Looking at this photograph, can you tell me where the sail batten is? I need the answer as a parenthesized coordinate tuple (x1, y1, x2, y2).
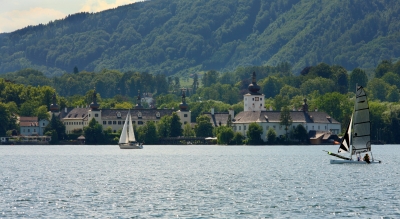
(351, 85, 371, 154)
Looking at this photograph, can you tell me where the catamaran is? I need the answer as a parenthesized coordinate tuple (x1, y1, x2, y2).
(325, 85, 381, 164)
(119, 110, 143, 149)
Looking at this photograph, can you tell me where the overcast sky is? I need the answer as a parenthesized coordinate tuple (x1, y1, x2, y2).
(0, 0, 142, 33)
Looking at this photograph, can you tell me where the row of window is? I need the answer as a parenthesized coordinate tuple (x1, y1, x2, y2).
(233, 125, 330, 131)
(22, 129, 36, 133)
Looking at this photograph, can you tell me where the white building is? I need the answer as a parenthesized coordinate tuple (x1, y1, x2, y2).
(232, 72, 341, 142)
(51, 89, 191, 134)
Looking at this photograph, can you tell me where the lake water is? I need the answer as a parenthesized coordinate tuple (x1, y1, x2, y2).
(0, 145, 399, 218)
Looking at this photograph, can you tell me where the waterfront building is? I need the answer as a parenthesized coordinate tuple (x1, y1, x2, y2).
(232, 72, 341, 142)
(58, 89, 191, 135)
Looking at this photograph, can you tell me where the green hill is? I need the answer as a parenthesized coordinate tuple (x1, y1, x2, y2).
(1, 0, 399, 77)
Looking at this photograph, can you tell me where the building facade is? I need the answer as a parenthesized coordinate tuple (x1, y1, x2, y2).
(232, 72, 341, 142)
(52, 89, 191, 135)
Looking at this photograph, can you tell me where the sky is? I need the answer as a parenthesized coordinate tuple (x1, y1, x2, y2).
(0, 0, 143, 33)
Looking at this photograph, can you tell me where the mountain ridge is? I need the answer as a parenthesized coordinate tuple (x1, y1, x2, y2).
(0, 0, 399, 77)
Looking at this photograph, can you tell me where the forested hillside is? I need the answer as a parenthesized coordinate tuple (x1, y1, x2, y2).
(1, 0, 400, 77)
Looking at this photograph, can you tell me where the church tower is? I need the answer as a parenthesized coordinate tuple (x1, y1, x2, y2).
(135, 90, 144, 109)
(88, 88, 101, 123)
(49, 92, 60, 117)
(176, 88, 191, 128)
(243, 72, 266, 112)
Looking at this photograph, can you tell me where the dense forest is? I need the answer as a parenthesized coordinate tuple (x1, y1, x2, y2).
(1, 0, 400, 77)
(1, 60, 400, 143)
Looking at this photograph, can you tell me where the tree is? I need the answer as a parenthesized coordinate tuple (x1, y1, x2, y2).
(266, 128, 276, 144)
(44, 113, 66, 144)
(349, 68, 368, 90)
(73, 66, 79, 74)
(170, 112, 182, 137)
(246, 122, 263, 145)
(157, 115, 172, 138)
(202, 70, 219, 87)
(36, 105, 50, 121)
(142, 121, 158, 144)
(192, 73, 199, 94)
(293, 124, 308, 144)
(0, 103, 14, 136)
(195, 115, 213, 137)
(367, 78, 390, 101)
(231, 132, 244, 145)
(279, 106, 292, 141)
(83, 118, 105, 144)
(215, 126, 234, 145)
(183, 123, 195, 137)
(375, 60, 392, 78)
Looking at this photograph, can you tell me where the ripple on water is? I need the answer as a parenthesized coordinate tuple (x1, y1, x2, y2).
(0, 145, 399, 218)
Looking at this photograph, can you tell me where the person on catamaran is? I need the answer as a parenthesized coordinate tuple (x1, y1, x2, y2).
(364, 153, 370, 163)
(357, 153, 360, 161)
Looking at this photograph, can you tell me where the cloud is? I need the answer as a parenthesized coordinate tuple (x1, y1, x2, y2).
(0, 7, 65, 33)
(80, 0, 143, 13)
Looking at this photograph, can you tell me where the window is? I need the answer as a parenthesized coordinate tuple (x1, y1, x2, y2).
(255, 97, 259, 101)
(118, 121, 121, 125)
(184, 121, 187, 124)
(138, 121, 143, 125)
(184, 114, 188, 117)
(260, 98, 262, 101)
(103, 121, 106, 125)
(95, 114, 98, 117)
(34, 129, 36, 132)
(244, 125, 246, 130)
(108, 121, 112, 125)
(43, 123, 45, 126)
(113, 130, 116, 133)
(28, 129, 30, 132)
(113, 121, 116, 125)
(239, 126, 241, 130)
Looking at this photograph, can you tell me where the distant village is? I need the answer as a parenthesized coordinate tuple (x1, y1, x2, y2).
(1, 73, 341, 145)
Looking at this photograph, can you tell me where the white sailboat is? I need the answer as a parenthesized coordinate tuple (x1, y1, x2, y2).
(326, 85, 381, 164)
(119, 111, 143, 149)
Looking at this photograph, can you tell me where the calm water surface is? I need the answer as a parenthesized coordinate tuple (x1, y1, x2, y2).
(0, 145, 399, 218)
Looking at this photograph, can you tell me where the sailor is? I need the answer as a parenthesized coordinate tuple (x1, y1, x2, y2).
(363, 153, 370, 163)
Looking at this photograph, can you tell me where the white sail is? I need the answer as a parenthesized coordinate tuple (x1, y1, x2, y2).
(128, 113, 136, 142)
(352, 86, 371, 154)
(119, 112, 129, 144)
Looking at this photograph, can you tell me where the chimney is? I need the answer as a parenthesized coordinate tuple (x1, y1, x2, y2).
(211, 108, 214, 115)
(228, 109, 234, 118)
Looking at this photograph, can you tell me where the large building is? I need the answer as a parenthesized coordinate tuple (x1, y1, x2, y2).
(50, 89, 191, 134)
(231, 72, 341, 142)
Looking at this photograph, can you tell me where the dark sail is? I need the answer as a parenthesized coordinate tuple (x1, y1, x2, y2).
(338, 115, 352, 153)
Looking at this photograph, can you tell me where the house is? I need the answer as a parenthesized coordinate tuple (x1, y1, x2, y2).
(19, 117, 49, 136)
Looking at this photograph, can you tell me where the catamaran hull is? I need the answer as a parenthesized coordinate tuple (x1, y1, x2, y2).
(119, 143, 143, 149)
(330, 159, 381, 164)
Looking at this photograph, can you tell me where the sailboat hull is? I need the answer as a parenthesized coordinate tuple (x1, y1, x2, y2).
(330, 159, 381, 164)
(119, 143, 143, 149)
